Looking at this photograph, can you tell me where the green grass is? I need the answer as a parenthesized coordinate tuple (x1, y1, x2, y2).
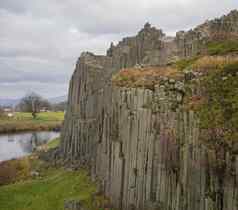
(47, 137, 60, 149)
(175, 57, 199, 71)
(207, 40, 238, 55)
(14, 112, 64, 122)
(0, 112, 64, 134)
(223, 61, 238, 75)
(0, 168, 97, 210)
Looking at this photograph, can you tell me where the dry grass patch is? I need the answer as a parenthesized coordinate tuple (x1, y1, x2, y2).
(0, 158, 31, 185)
(191, 56, 238, 73)
(112, 66, 183, 89)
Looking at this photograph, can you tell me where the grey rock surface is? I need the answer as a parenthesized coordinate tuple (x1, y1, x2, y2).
(60, 10, 238, 210)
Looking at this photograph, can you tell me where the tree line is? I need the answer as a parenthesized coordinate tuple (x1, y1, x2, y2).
(0, 92, 67, 118)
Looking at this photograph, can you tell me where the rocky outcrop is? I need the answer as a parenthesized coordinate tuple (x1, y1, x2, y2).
(94, 84, 237, 210)
(60, 10, 238, 210)
(176, 9, 238, 57)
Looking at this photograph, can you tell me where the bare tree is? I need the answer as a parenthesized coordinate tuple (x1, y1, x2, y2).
(17, 92, 51, 118)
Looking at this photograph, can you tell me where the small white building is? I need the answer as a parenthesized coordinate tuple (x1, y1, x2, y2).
(40, 107, 49, 112)
(7, 113, 14, 117)
(2, 107, 15, 118)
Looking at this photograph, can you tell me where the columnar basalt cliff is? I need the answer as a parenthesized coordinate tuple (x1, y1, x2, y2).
(60, 10, 238, 210)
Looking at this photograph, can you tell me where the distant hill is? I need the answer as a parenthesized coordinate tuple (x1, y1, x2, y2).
(48, 95, 67, 104)
(0, 95, 67, 107)
(0, 98, 20, 107)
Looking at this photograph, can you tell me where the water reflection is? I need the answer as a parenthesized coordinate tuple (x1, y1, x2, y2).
(0, 131, 60, 162)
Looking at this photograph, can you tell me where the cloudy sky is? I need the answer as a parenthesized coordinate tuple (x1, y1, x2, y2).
(0, 0, 237, 99)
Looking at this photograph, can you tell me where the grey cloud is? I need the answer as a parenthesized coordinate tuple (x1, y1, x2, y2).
(0, 0, 28, 14)
(0, 0, 237, 98)
(0, 81, 68, 99)
(20, 0, 238, 35)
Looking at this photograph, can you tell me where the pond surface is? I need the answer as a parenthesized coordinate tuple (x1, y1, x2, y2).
(0, 131, 60, 162)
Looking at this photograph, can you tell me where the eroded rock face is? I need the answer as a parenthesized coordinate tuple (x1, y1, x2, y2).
(60, 53, 113, 163)
(97, 86, 238, 210)
(60, 10, 238, 210)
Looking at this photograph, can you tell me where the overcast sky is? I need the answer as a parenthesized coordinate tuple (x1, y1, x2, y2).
(0, 0, 237, 99)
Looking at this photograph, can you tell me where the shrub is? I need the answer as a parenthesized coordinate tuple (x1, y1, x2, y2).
(0, 158, 31, 185)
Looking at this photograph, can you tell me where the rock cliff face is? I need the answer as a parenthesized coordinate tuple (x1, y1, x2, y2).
(60, 10, 238, 210)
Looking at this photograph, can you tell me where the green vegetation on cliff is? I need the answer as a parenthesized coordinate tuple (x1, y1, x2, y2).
(182, 57, 238, 156)
(112, 53, 238, 155)
(0, 112, 64, 133)
(174, 39, 238, 71)
(198, 62, 238, 152)
(207, 40, 238, 55)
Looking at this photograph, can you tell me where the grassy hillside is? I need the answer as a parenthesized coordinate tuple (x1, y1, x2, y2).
(0, 112, 64, 133)
(0, 159, 99, 210)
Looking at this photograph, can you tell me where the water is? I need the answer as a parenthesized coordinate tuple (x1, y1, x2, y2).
(0, 131, 60, 162)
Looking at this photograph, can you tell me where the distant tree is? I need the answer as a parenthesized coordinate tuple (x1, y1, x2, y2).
(17, 92, 51, 118)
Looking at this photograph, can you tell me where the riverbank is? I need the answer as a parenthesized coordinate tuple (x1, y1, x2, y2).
(0, 139, 109, 210)
(0, 112, 64, 134)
